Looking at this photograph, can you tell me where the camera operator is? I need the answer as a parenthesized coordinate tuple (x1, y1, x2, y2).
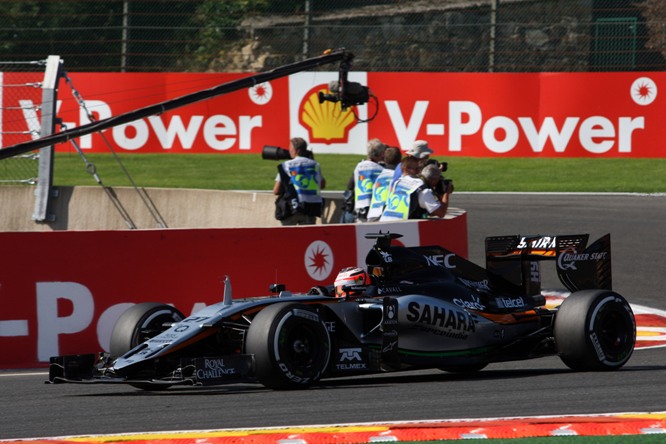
(272, 137, 325, 225)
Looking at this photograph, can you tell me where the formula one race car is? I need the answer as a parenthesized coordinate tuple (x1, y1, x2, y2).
(49, 232, 636, 390)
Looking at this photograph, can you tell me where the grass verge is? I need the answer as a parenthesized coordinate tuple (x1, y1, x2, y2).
(51, 153, 665, 193)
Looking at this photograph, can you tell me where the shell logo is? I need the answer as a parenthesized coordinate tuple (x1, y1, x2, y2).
(299, 84, 357, 143)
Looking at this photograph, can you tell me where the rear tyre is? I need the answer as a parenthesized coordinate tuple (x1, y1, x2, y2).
(246, 303, 330, 390)
(554, 290, 635, 371)
(110, 302, 185, 359)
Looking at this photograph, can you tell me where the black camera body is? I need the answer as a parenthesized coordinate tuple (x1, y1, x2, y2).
(425, 158, 448, 173)
(433, 178, 452, 198)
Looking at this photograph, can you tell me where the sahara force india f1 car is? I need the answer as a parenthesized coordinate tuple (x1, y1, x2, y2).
(49, 232, 636, 391)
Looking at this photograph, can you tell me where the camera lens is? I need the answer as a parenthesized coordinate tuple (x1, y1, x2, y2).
(262, 146, 291, 160)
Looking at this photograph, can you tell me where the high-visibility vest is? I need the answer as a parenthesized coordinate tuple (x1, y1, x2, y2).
(367, 168, 394, 221)
(280, 156, 323, 204)
(379, 175, 425, 221)
(353, 160, 384, 211)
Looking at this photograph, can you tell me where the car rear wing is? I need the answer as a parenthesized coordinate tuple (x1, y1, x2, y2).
(485, 233, 612, 295)
(363, 231, 611, 297)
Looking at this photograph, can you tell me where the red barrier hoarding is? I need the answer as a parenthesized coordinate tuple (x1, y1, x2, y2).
(0, 218, 467, 369)
(370, 73, 661, 158)
(0, 72, 43, 148)
(10, 71, 660, 157)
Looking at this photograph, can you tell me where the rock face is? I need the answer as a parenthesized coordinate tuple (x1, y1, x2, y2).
(220, 0, 598, 73)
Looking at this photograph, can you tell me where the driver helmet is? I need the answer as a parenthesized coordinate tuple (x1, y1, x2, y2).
(334, 267, 371, 297)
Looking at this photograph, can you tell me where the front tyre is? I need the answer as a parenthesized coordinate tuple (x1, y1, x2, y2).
(246, 303, 331, 390)
(110, 302, 185, 359)
(554, 290, 635, 371)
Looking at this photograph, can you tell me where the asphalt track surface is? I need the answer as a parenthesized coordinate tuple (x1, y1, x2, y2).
(2, 193, 665, 440)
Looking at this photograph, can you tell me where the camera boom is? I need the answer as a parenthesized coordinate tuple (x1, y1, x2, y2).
(0, 48, 373, 161)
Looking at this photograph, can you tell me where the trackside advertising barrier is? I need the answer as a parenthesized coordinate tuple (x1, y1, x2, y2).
(5, 71, 661, 157)
(0, 217, 467, 369)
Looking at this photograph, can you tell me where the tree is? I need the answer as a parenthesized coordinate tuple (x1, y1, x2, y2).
(0, 1, 124, 69)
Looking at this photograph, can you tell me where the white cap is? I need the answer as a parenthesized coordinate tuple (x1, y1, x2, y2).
(406, 140, 434, 158)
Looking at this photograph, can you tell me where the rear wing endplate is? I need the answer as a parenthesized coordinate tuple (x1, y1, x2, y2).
(485, 233, 612, 295)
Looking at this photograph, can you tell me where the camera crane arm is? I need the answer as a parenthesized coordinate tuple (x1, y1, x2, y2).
(0, 48, 367, 161)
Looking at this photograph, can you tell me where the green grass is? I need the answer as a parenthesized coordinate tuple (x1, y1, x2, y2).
(51, 153, 666, 193)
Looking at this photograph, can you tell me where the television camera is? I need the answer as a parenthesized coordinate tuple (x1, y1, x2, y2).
(317, 50, 376, 121)
(318, 80, 370, 110)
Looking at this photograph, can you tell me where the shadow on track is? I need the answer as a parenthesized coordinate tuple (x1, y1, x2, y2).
(63, 364, 666, 398)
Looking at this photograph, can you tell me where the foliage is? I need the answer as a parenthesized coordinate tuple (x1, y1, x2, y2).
(0, 0, 271, 70)
(0, 1, 198, 70)
(0, 1, 122, 68)
(189, 0, 269, 70)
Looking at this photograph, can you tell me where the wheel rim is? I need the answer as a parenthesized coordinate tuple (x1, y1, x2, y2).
(133, 309, 183, 347)
(592, 301, 635, 364)
(279, 323, 323, 371)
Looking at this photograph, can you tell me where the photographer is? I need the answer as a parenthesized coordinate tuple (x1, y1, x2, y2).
(391, 140, 434, 187)
(353, 138, 386, 222)
(379, 157, 452, 221)
(272, 137, 325, 225)
(419, 163, 452, 218)
(367, 146, 401, 221)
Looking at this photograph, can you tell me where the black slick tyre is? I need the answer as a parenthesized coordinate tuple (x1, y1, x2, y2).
(109, 302, 185, 359)
(554, 290, 635, 371)
(245, 303, 331, 390)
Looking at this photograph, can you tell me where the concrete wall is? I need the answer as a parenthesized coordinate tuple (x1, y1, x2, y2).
(0, 186, 346, 231)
